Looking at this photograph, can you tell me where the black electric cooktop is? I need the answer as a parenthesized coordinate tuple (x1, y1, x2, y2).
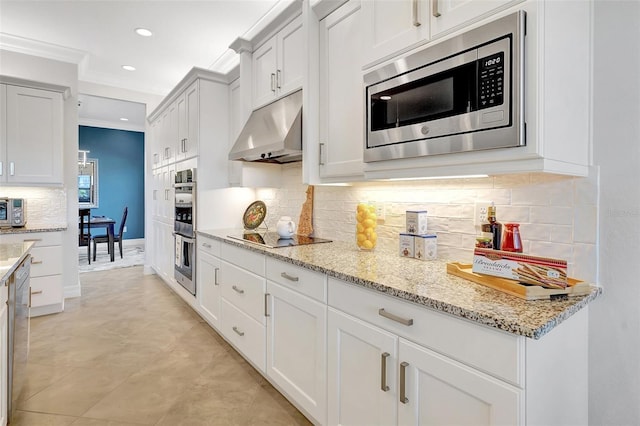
(227, 231, 332, 248)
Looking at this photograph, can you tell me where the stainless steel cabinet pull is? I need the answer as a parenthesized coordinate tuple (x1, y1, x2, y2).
(280, 272, 299, 282)
(413, 0, 422, 26)
(319, 143, 325, 166)
(432, 0, 441, 18)
(232, 285, 245, 294)
(378, 308, 414, 326)
(277, 69, 282, 89)
(270, 73, 276, 92)
(400, 361, 409, 403)
(265, 293, 270, 317)
(202, 242, 212, 249)
(9, 161, 15, 176)
(31, 290, 43, 295)
(23, 238, 42, 242)
(381, 352, 390, 391)
(31, 260, 43, 265)
(214, 267, 219, 286)
(232, 326, 245, 337)
(153, 189, 157, 200)
(0, 161, 3, 176)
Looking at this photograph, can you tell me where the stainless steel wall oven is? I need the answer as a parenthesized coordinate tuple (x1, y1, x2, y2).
(174, 168, 196, 295)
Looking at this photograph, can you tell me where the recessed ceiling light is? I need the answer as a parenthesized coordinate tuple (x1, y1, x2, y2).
(122, 65, 136, 71)
(135, 28, 153, 37)
(120, 117, 129, 121)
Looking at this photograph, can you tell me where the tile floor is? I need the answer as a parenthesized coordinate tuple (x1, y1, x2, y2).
(14, 266, 312, 426)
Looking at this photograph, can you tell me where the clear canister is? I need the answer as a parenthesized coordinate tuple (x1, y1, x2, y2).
(356, 202, 377, 250)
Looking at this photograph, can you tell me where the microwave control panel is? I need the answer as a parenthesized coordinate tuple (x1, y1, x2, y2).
(478, 52, 504, 109)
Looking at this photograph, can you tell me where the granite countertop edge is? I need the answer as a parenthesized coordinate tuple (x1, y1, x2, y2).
(0, 225, 67, 234)
(0, 241, 35, 282)
(198, 229, 602, 339)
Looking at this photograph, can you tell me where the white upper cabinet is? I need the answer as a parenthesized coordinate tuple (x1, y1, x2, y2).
(228, 78, 243, 186)
(430, 0, 522, 38)
(318, 0, 365, 180)
(252, 15, 304, 109)
(176, 80, 199, 162)
(361, 0, 430, 68)
(1, 84, 63, 185)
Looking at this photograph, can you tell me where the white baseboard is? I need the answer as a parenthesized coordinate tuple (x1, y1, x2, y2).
(123, 238, 145, 247)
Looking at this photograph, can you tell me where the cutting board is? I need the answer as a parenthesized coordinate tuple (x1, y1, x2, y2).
(297, 185, 314, 237)
(446, 262, 592, 300)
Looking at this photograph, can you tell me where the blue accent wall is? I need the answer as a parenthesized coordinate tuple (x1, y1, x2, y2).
(79, 126, 145, 239)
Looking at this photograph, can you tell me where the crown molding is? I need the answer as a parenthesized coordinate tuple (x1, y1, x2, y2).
(0, 33, 87, 65)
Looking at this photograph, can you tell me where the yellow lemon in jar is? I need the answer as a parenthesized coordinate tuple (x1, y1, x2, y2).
(366, 212, 377, 222)
(361, 240, 374, 249)
(356, 223, 365, 233)
(363, 218, 376, 229)
(357, 203, 367, 213)
(370, 232, 378, 244)
(356, 232, 367, 243)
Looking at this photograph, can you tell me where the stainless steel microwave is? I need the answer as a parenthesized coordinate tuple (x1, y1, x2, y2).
(0, 198, 27, 228)
(364, 11, 526, 163)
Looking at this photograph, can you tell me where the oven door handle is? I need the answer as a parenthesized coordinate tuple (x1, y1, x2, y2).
(173, 233, 195, 243)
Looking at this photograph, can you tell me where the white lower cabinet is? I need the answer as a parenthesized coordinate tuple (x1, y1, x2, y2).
(196, 236, 221, 328)
(327, 308, 398, 426)
(1, 232, 63, 317)
(397, 339, 521, 426)
(266, 281, 327, 424)
(0, 282, 8, 426)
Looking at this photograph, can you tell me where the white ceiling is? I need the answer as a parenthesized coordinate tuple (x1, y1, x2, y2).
(0, 0, 281, 130)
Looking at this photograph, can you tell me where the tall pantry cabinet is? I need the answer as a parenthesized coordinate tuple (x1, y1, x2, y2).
(146, 68, 230, 299)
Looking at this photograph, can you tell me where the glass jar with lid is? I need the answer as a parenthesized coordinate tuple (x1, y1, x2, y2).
(356, 202, 377, 250)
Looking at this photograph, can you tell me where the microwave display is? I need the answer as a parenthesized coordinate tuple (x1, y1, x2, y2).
(364, 11, 525, 163)
(0, 202, 7, 221)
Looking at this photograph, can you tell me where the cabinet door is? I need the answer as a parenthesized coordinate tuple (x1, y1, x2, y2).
(197, 250, 221, 328)
(0, 84, 6, 180)
(319, 0, 365, 179)
(178, 80, 199, 160)
(277, 15, 304, 96)
(266, 282, 327, 424)
(327, 308, 397, 426)
(397, 339, 522, 426)
(430, 0, 520, 37)
(362, 0, 429, 67)
(228, 78, 243, 186)
(5, 85, 63, 184)
(149, 119, 162, 169)
(0, 287, 8, 426)
(252, 37, 278, 108)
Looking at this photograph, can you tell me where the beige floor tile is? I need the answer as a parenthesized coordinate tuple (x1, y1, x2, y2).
(18, 366, 132, 417)
(11, 409, 78, 426)
(20, 266, 310, 425)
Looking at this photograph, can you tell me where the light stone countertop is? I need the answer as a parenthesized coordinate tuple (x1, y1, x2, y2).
(0, 225, 67, 235)
(0, 241, 35, 282)
(198, 229, 602, 339)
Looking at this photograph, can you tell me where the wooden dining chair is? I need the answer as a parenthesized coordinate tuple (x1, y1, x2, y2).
(79, 208, 91, 264)
(93, 206, 128, 261)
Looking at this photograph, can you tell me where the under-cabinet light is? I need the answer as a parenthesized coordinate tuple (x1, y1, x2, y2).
(135, 28, 153, 37)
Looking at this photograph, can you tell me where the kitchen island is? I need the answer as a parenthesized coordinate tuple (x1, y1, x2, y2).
(194, 229, 599, 426)
(199, 229, 601, 339)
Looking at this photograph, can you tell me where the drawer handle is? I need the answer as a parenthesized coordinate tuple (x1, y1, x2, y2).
(31, 290, 43, 295)
(378, 308, 414, 326)
(413, 0, 422, 26)
(232, 326, 245, 337)
(232, 285, 245, 294)
(214, 268, 219, 286)
(432, 0, 441, 18)
(280, 272, 299, 282)
(400, 361, 409, 404)
(381, 352, 390, 392)
(23, 238, 42, 243)
(31, 259, 43, 265)
(202, 242, 212, 249)
(265, 293, 270, 317)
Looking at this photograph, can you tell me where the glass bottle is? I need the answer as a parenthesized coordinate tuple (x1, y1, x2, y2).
(481, 203, 502, 250)
(501, 223, 523, 252)
(356, 202, 377, 250)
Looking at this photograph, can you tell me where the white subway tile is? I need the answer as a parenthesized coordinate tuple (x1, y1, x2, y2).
(528, 241, 573, 261)
(497, 206, 530, 223)
(530, 206, 573, 225)
(549, 225, 574, 244)
(574, 206, 598, 243)
(448, 218, 475, 235)
(519, 223, 552, 242)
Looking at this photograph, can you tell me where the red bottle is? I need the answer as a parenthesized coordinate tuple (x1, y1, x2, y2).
(501, 223, 523, 252)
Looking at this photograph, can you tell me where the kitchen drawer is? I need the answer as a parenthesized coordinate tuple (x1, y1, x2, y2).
(198, 236, 220, 257)
(220, 298, 266, 372)
(266, 257, 327, 302)
(328, 278, 523, 387)
(2, 231, 62, 247)
(221, 242, 265, 276)
(30, 275, 63, 308)
(30, 246, 63, 277)
(220, 259, 266, 324)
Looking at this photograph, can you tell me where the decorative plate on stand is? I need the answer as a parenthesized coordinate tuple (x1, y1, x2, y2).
(243, 201, 267, 230)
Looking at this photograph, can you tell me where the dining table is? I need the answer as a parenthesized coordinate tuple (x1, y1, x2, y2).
(79, 213, 116, 262)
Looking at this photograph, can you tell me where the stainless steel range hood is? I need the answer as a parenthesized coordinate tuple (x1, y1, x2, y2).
(229, 90, 302, 163)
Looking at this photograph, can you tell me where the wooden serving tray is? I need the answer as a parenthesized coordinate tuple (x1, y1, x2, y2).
(446, 262, 592, 300)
